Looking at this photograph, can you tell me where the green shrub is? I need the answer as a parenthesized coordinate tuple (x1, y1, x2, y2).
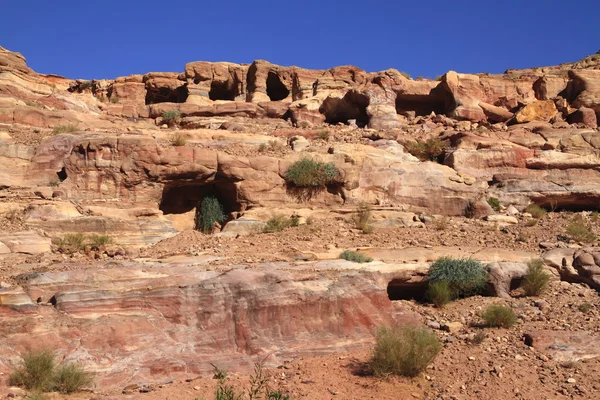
(52, 125, 78, 134)
(567, 214, 596, 243)
(289, 215, 300, 227)
(525, 204, 546, 219)
(371, 326, 440, 377)
(87, 234, 112, 249)
(195, 196, 224, 234)
(110, 96, 119, 104)
(404, 138, 445, 162)
(399, 71, 412, 80)
(522, 259, 550, 296)
(428, 257, 487, 297)
(487, 197, 501, 212)
(79, 81, 93, 90)
(426, 281, 453, 308)
(471, 331, 486, 345)
(339, 250, 373, 263)
(162, 110, 181, 127)
(53, 233, 86, 255)
(433, 216, 450, 231)
(8, 350, 56, 391)
(353, 202, 373, 234)
(315, 129, 330, 141)
(263, 215, 292, 233)
(578, 303, 593, 313)
(481, 304, 517, 328)
(284, 158, 340, 187)
(525, 218, 538, 227)
(53, 363, 93, 394)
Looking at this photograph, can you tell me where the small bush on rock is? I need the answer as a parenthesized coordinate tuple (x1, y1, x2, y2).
(284, 158, 340, 187)
(87, 234, 112, 249)
(481, 304, 517, 328)
(428, 257, 487, 297)
(9, 350, 56, 391)
(522, 259, 550, 296)
(487, 197, 501, 212)
(263, 215, 293, 233)
(171, 132, 187, 146)
(404, 138, 445, 162)
(53, 233, 86, 255)
(162, 110, 181, 127)
(54, 363, 93, 394)
(195, 196, 224, 234)
(525, 204, 546, 219)
(566, 214, 596, 243)
(426, 281, 453, 308)
(52, 125, 78, 134)
(371, 326, 440, 377)
(339, 250, 373, 263)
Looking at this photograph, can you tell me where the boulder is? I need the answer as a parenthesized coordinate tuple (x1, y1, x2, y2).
(486, 262, 529, 298)
(567, 107, 598, 128)
(514, 100, 558, 123)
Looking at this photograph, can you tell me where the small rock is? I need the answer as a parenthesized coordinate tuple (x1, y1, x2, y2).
(441, 322, 463, 333)
(505, 205, 519, 216)
(427, 321, 441, 330)
(567, 378, 577, 384)
(468, 356, 476, 361)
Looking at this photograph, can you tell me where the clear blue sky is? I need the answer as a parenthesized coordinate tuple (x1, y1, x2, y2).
(1, 0, 598, 80)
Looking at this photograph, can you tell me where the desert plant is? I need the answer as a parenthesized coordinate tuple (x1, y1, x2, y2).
(25, 392, 50, 400)
(487, 197, 501, 212)
(428, 257, 487, 297)
(567, 214, 596, 243)
(525, 204, 546, 219)
(578, 303, 593, 313)
(522, 259, 550, 296)
(53, 363, 92, 394)
(371, 326, 440, 377)
(211, 364, 228, 380)
(263, 215, 290, 233)
(433, 216, 450, 231)
(481, 304, 517, 328)
(195, 196, 224, 234)
(110, 96, 119, 104)
(4, 208, 24, 224)
(399, 71, 412, 79)
(426, 280, 453, 308)
(51, 125, 78, 134)
(339, 250, 373, 263)
(87, 234, 112, 249)
(315, 129, 330, 141)
(353, 202, 373, 233)
(471, 331, 486, 345)
(525, 218, 538, 227)
(171, 132, 187, 146)
(8, 350, 56, 391)
(53, 233, 86, 255)
(404, 138, 445, 162)
(162, 110, 181, 127)
(289, 215, 300, 227)
(284, 158, 340, 187)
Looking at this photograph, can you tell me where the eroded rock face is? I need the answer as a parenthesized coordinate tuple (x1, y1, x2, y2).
(542, 247, 600, 290)
(0, 260, 398, 386)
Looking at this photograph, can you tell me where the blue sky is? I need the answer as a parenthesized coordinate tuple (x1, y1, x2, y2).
(2, 0, 598, 80)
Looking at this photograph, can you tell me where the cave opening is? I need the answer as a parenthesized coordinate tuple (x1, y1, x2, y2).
(145, 85, 189, 105)
(209, 81, 237, 101)
(57, 167, 67, 182)
(266, 72, 290, 101)
(320, 91, 370, 127)
(387, 279, 429, 302)
(159, 180, 243, 220)
(395, 94, 447, 117)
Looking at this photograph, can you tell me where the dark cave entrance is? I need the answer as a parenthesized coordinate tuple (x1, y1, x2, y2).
(57, 167, 67, 182)
(209, 81, 237, 101)
(387, 279, 429, 301)
(320, 91, 370, 127)
(266, 72, 290, 101)
(395, 94, 447, 117)
(145, 85, 189, 105)
(159, 181, 243, 223)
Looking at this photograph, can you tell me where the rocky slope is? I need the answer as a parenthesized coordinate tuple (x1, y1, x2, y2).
(1, 44, 600, 397)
